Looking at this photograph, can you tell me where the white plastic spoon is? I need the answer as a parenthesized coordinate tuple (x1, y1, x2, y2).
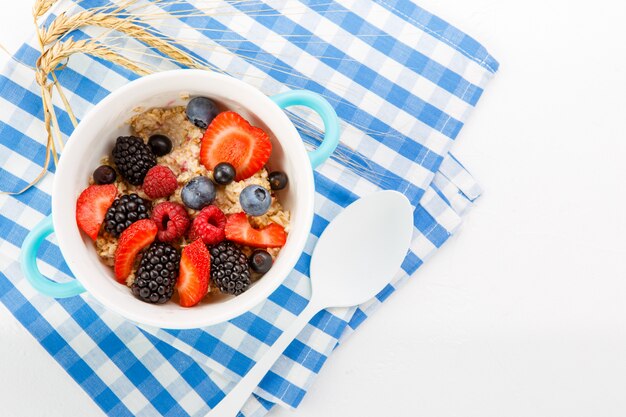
(209, 190, 414, 416)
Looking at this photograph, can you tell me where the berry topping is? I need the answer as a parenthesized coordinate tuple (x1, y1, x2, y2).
(93, 165, 117, 185)
(213, 162, 236, 185)
(199, 111, 272, 181)
(104, 193, 150, 237)
(209, 241, 251, 295)
(186, 96, 219, 129)
(148, 134, 173, 156)
(268, 171, 288, 191)
(114, 219, 158, 283)
(76, 184, 117, 240)
(131, 242, 180, 304)
(112, 136, 156, 185)
(181, 176, 216, 210)
(249, 249, 273, 275)
(225, 213, 287, 248)
(151, 202, 190, 242)
(189, 205, 226, 245)
(143, 165, 178, 199)
(240, 185, 271, 216)
(176, 239, 211, 307)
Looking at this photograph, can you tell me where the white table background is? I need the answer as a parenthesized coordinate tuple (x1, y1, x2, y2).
(2, 1, 626, 416)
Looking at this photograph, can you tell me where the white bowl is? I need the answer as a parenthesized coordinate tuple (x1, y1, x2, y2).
(21, 69, 339, 329)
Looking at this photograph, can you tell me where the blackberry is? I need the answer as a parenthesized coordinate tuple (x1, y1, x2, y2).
(112, 136, 156, 185)
(209, 241, 251, 295)
(104, 193, 150, 237)
(131, 242, 180, 304)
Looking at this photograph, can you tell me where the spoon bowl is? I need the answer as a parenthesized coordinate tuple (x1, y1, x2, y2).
(209, 190, 414, 416)
(310, 190, 414, 308)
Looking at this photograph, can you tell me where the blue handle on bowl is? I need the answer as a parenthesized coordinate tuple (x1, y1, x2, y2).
(20, 215, 86, 298)
(271, 90, 340, 169)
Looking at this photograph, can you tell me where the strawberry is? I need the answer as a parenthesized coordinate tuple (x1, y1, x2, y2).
(114, 219, 158, 283)
(176, 239, 210, 307)
(225, 212, 287, 248)
(199, 111, 272, 181)
(76, 184, 117, 240)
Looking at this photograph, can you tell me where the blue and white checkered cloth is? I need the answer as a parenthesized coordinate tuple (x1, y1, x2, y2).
(0, 0, 498, 415)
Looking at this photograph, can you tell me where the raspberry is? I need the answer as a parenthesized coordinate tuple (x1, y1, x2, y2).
(190, 205, 226, 245)
(143, 165, 178, 199)
(151, 202, 190, 242)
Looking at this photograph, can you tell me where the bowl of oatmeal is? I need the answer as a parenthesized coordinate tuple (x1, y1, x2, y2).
(20, 69, 339, 329)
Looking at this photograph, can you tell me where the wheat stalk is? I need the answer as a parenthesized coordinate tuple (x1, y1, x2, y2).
(41, 38, 153, 77)
(41, 11, 208, 70)
(40, 11, 97, 45)
(12, 35, 153, 195)
(10, 1, 196, 194)
(5, 0, 358, 194)
(33, 0, 58, 19)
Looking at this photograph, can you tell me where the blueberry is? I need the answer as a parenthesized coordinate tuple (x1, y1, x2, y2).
(249, 250, 273, 274)
(181, 176, 216, 210)
(148, 134, 172, 156)
(240, 185, 271, 216)
(93, 165, 117, 185)
(186, 97, 219, 129)
(268, 171, 288, 190)
(213, 162, 236, 185)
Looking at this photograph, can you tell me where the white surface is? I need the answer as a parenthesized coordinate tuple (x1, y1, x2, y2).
(2, 1, 626, 417)
(211, 191, 413, 416)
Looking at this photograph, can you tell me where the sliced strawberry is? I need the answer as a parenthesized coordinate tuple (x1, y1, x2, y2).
(225, 212, 287, 248)
(199, 111, 272, 181)
(114, 219, 158, 283)
(76, 184, 117, 240)
(176, 239, 210, 307)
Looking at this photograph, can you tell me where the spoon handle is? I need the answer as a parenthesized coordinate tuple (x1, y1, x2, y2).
(209, 300, 323, 416)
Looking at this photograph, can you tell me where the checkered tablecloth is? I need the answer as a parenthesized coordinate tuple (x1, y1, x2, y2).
(0, 0, 498, 415)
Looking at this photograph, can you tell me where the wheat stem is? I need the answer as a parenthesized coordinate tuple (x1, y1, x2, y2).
(51, 71, 78, 128)
(0, 42, 37, 70)
(42, 82, 66, 152)
(39, 84, 59, 167)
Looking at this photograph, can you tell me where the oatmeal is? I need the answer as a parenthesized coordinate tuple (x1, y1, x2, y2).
(77, 96, 290, 307)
